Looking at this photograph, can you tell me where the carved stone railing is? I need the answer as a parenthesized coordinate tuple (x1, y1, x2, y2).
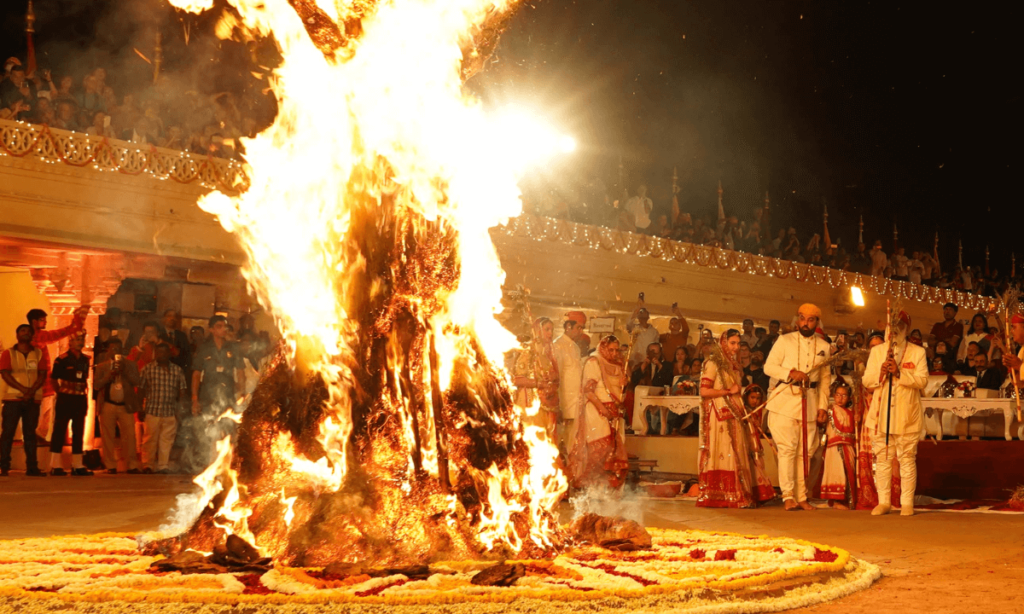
(0, 118, 248, 195)
(496, 214, 996, 312)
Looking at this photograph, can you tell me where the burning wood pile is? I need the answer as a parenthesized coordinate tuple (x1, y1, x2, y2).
(152, 0, 569, 571)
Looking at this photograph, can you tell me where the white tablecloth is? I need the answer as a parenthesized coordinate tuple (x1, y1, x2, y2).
(631, 386, 702, 434)
(922, 397, 1018, 440)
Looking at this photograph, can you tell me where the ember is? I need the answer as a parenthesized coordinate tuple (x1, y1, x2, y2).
(159, 0, 566, 568)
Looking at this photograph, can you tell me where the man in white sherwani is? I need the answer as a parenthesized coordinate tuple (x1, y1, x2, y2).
(552, 311, 587, 453)
(764, 303, 832, 511)
(864, 311, 928, 516)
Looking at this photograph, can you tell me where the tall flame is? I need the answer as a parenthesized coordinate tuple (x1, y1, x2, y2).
(165, 0, 566, 564)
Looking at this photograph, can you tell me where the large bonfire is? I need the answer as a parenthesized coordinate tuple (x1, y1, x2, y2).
(160, 0, 566, 567)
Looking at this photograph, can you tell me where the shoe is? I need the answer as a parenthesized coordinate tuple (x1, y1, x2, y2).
(141, 467, 154, 474)
(25, 468, 47, 477)
(871, 504, 891, 516)
(106, 468, 118, 475)
(71, 467, 94, 476)
(50, 468, 68, 476)
(126, 468, 142, 475)
(900, 506, 915, 517)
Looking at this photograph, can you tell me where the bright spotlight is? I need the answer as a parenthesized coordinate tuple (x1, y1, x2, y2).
(850, 286, 865, 307)
(490, 109, 576, 170)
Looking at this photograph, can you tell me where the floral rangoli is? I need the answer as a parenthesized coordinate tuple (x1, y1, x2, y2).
(0, 528, 880, 613)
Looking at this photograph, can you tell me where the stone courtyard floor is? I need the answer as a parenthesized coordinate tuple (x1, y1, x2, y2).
(1, 473, 1021, 613)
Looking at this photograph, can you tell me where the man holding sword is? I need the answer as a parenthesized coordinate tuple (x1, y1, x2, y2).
(764, 304, 832, 511)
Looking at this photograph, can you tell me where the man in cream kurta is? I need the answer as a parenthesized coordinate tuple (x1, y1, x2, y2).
(863, 311, 928, 516)
(764, 304, 832, 511)
(1001, 313, 1024, 387)
(552, 311, 587, 453)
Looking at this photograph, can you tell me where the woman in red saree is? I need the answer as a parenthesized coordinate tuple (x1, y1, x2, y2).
(697, 330, 775, 508)
(513, 317, 560, 441)
(568, 335, 629, 489)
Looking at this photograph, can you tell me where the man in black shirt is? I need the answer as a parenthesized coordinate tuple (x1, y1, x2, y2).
(49, 330, 93, 476)
(161, 310, 192, 376)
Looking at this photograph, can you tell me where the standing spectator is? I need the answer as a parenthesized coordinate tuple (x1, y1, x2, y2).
(0, 65, 34, 120)
(626, 305, 661, 370)
(161, 310, 192, 377)
(28, 307, 88, 443)
(746, 351, 771, 392)
(625, 184, 653, 232)
(85, 111, 113, 138)
(0, 325, 48, 477)
(128, 321, 161, 370)
(740, 319, 757, 348)
(869, 240, 888, 277)
(189, 326, 206, 356)
(659, 304, 690, 359)
(908, 251, 925, 285)
(94, 338, 142, 474)
(891, 247, 909, 281)
(54, 100, 80, 131)
(52, 75, 77, 105)
(849, 243, 872, 274)
(139, 343, 187, 474)
(754, 320, 781, 357)
(929, 303, 963, 357)
(189, 316, 244, 473)
(33, 96, 56, 125)
(48, 330, 92, 476)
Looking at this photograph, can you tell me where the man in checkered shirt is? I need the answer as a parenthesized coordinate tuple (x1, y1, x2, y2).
(139, 343, 187, 473)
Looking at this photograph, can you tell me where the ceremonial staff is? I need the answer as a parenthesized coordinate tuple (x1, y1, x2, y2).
(883, 299, 901, 448)
(999, 290, 1023, 422)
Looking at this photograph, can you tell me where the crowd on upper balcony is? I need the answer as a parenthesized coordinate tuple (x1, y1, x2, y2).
(521, 178, 1016, 298)
(1, 56, 262, 160)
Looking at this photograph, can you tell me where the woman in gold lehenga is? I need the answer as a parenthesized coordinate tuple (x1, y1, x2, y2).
(513, 317, 560, 441)
(697, 330, 775, 508)
(568, 335, 629, 489)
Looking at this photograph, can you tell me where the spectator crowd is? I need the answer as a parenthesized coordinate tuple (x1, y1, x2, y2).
(521, 179, 1014, 300)
(1, 56, 273, 160)
(1, 307, 274, 477)
(3, 55, 1012, 297)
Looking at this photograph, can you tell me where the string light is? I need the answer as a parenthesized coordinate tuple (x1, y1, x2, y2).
(499, 215, 997, 312)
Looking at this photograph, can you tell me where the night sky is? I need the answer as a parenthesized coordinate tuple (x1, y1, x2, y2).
(2, 0, 1021, 270)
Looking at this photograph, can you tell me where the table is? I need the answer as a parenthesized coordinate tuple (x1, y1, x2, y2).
(922, 397, 1018, 441)
(631, 386, 702, 435)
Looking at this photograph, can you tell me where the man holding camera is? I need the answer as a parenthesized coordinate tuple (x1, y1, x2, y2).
(95, 338, 142, 474)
